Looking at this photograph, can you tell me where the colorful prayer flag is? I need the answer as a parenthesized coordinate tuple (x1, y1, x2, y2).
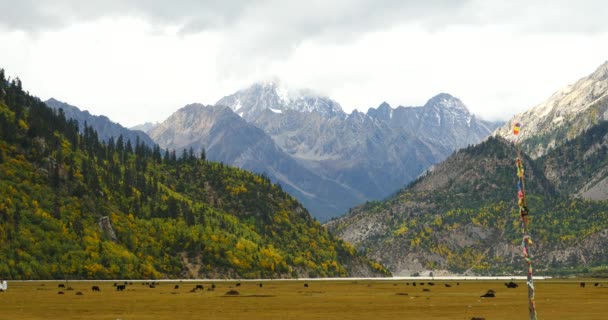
(513, 122, 521, 135)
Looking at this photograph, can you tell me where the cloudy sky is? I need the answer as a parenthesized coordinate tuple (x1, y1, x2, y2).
(1, 0, 608, 127)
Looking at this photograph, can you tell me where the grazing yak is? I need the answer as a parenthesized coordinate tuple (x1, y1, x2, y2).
(116, 284, 126, 291)
(91, 286, 101, 292)
(505, 281, 518, 288)
(480, 289, 495, 298)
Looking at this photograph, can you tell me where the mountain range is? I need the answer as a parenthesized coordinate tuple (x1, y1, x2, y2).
(149, 82, 500, 220)
(328, 61, 608, 276)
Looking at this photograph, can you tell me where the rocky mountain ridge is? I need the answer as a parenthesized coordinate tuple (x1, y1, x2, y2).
(495, 61, 608, 158)
(45, 98, 155, 147)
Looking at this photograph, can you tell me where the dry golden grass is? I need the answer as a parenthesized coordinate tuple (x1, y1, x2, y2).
(1, 279, 607, 319)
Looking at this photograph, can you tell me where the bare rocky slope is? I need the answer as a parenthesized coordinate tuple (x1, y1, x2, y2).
(495, 61, 608, 158)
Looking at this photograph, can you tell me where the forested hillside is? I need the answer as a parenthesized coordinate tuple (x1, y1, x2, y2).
(0, 70, 388, 280)
(328, 135, 608, 276)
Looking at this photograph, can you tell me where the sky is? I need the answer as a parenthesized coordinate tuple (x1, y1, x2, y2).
(1, 0, 608, 127)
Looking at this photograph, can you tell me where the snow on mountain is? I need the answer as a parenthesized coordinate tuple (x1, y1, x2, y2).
(216, 81, 345, 121)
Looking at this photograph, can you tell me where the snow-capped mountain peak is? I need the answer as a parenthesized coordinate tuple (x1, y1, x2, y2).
(216, 80, 345, 120)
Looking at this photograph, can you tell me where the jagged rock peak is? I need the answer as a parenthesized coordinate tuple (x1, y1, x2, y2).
(366, 101, 393, 120)
(348, 109, 367, 119)
(424, 93, 470, 113)
(378, 101, 391, 109)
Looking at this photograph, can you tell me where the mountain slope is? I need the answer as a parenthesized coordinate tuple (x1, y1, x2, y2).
(539, 121, 608, 200)
(327, 133, 608, 276)
(495, 61, 608, 158)
(252, 108, 441, 200)
(148, 104, 365, 220)
(45, 98, 155, 147)
(0, 69, 388, 279)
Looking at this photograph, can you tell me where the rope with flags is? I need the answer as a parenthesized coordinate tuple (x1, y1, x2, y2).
(513, 122, 538, 320)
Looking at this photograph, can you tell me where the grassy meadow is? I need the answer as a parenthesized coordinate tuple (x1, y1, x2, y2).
(1, 279, 607, 319)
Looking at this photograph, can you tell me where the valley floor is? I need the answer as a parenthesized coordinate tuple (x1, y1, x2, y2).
(1, 279, 607, 319)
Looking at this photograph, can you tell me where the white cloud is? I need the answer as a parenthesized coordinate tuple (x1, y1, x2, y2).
(1, 0, 608, 126)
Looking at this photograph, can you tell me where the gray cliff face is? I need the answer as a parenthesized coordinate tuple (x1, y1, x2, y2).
(45, 98, 155, 147)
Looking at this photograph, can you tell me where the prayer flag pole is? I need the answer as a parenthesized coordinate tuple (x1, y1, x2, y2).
(513, 122, 538, 320)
